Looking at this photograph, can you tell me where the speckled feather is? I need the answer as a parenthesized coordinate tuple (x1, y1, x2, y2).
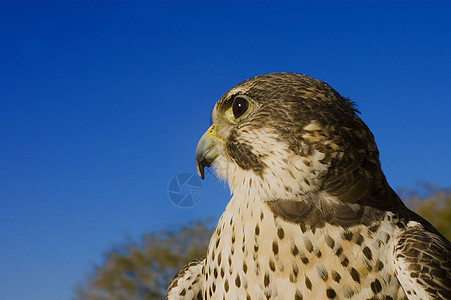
(167, 73, 451, 300)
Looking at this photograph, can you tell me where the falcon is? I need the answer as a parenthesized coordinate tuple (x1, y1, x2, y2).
(167, 73, 451, 299)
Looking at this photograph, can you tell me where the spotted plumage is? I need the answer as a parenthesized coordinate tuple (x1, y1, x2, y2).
(167, 73, 451, 299)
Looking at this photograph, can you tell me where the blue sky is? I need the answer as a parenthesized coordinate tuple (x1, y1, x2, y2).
(1, 1, 450, 299)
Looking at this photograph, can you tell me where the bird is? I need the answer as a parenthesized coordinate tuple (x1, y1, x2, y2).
(166, 73, 451, 299)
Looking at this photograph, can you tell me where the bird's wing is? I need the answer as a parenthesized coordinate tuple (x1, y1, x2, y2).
(394, 223, 451, 299)
(166, 258, 204, 300)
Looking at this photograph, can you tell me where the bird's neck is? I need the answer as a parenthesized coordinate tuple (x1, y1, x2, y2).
(220, 173, 404, 236)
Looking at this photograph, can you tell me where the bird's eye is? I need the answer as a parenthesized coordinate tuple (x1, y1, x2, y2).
(232, 96, 249, 119)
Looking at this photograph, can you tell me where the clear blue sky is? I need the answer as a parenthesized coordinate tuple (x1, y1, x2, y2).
(1, 1, 450, 299)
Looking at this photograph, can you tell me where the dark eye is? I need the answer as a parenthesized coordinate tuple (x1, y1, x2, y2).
(232, 96, 249, 119)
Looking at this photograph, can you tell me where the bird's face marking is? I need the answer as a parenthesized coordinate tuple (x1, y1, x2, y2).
(196, 73, 381, 203)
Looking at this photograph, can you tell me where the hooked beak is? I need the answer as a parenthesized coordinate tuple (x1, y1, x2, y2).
(195, 125, 219, 179)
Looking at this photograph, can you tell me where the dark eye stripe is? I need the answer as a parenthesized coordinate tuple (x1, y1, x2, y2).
(232, 96, 249, 119)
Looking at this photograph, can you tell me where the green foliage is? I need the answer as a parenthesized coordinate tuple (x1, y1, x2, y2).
(74, 219, 213, 300)
(404, 187, 451, 241)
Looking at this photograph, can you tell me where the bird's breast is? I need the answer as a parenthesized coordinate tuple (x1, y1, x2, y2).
(203, 194, 407, 299)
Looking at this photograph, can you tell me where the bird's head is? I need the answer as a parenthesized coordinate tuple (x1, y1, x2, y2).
(196, 73, 383, 203)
